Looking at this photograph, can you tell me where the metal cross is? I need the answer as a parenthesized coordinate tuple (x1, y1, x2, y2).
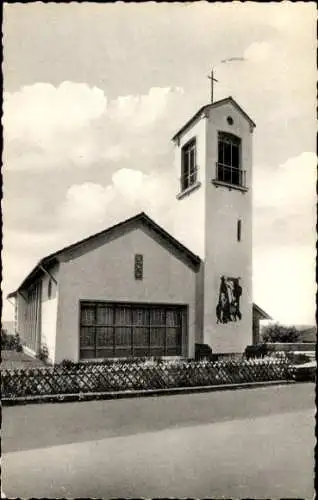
(207, 67, 218, 103)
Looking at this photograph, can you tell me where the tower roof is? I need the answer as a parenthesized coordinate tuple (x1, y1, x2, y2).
(172, 96, 256, 142)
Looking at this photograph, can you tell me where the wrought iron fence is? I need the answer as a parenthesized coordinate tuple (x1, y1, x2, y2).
(1, 358, 294, 399)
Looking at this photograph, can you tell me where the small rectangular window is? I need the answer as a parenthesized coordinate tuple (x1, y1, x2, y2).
(237, 219, 242, 242)
(134, 254, 143, 280)
(181, 138, 197, 191)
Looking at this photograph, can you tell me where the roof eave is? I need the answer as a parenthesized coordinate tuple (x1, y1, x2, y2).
(172, 106, 207, 143)
(253, 303, 272, 320)
(7, 255, 59, 298)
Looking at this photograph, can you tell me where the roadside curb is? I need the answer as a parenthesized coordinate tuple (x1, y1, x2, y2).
(2, 379, 297, 406)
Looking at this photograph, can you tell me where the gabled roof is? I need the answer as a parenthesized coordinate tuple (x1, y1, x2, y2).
(7, 212, 201, 298)
(172, 96, 256, 142)
(253, 303, 272, 320)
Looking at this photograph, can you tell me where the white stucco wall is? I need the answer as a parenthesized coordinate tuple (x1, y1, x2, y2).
(14, 265, 59, 362)
(55, 224, 198, 363)
(16, 293, 27, 340)
(204, 102, 253, 352)
(40, 265, 59, 363)
(15, 283, 41, 355)
(172, 116, 207, 259)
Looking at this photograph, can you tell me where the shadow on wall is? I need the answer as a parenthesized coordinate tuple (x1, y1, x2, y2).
(36, 340, 50, 364)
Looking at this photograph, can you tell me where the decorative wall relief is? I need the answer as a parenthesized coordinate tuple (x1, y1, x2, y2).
(216, 276, 242, 324)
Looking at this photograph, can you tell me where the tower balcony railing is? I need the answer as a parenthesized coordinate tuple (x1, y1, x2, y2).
(214, 163, 247, 190)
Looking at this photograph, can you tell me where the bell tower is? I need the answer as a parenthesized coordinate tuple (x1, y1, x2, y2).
(172, 95, 255, 354)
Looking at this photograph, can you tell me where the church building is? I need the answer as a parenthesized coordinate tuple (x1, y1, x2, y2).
(8, 95, 261, 364)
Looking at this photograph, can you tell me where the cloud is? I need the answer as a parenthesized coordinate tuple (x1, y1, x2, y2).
(3, 82, 107, 144)
(244, 41, 272, 63)
(3, 82, 107, 171)
(3, 83, 184, 172)
(108, 87, 183, 129)
(253, 152, 316, 250)
(254, 152, 316, 213)
(252, 152, 315, 317)
(253, 245, 315, 324)
(112, 169, 144, 202)
(58, 167, 176, 238)
(62, 182, 116, 225)
(112, 168, 175, 209)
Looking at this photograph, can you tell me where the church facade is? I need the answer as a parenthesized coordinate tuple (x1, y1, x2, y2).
(8, 96, 258, 364)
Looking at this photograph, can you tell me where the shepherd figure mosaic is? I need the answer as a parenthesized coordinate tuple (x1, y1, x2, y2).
(216, 276, 242, 324)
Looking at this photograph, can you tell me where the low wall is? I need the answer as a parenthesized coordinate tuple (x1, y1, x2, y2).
(265, 343, 316, 352)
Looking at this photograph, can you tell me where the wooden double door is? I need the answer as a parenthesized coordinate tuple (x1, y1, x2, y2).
(79, 301, 187, 360)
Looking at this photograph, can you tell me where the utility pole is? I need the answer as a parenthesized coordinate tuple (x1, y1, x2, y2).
(207, 67, 218, 103)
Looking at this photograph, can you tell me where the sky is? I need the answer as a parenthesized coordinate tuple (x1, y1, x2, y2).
(2, 2, 316, 325)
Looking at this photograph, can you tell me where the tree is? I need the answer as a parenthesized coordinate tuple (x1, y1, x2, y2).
(261, 323, 300, 343)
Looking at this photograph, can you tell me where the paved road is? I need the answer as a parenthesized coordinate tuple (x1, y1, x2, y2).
(2, 384, 315, 498)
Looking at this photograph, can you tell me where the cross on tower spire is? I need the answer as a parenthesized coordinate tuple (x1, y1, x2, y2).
(207, 67, 218, 103)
